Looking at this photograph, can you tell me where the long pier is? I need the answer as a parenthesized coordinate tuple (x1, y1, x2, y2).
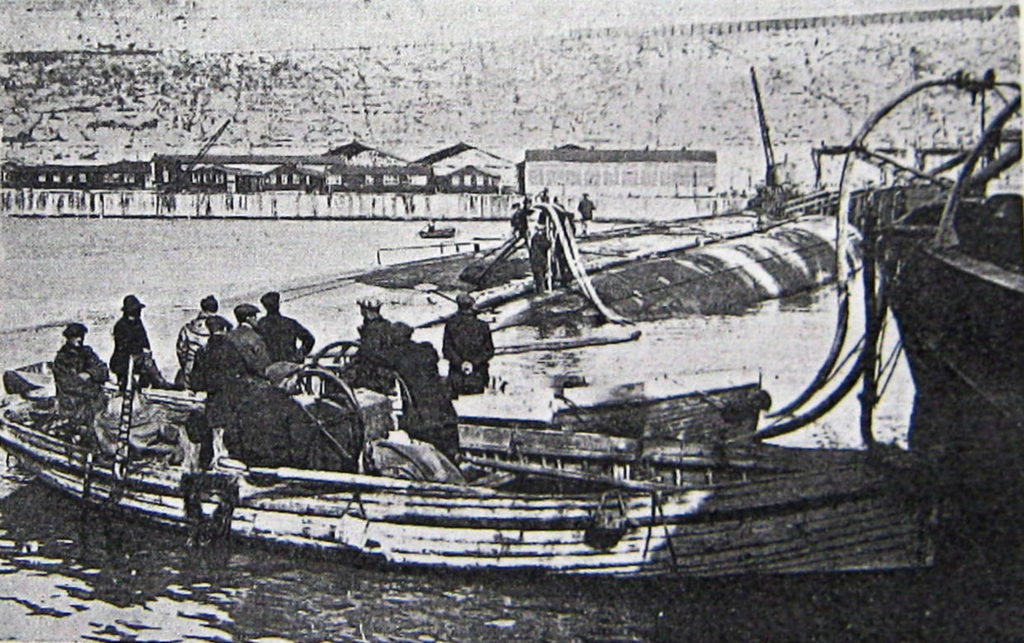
(1, 189, 745, 222)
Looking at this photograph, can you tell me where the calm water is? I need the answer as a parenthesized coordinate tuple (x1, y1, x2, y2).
(0, 217, 1016, 641)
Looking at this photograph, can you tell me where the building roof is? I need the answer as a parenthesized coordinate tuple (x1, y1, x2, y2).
(155, 153, 352, 166)
(415, 142, 513, 165)
(524, 149, 717, 163)
(326, 140, 375, 158)
(326, 164, 432, 176)
(4, 160, 149, 170)
(324, 140, 407, 163)
(192, 163, 274, 176)
(268, 164, 327, 177)
(447, 164, 499, 178)
(221, 164, 279, 175)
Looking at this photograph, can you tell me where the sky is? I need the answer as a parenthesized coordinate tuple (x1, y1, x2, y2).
(1, 0, 1012, 51)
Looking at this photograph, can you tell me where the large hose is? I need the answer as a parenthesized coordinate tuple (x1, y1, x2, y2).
(751, 284, 887, 443)
(543, 204, 629, 324)
(766, 284, 850, 418)
(749, 341, 869, 442)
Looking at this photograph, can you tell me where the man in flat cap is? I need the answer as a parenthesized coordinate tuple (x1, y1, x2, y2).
(257, 291, 315, 364)
(442, 293, 494, 396)
(175, 295, 233, 390)
(110, 294, 172, 390)
(53, 323, 109, 440)
(227, 303, 272, 377)
(196, 306, 272, 466)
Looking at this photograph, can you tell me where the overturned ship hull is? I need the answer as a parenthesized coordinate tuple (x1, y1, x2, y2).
(502, 216, 853, 326)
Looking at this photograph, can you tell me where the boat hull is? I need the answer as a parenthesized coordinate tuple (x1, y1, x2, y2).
(420, 228, 456, 239)
(0, 412, 933, 577)
(886, 236, 1024, 470)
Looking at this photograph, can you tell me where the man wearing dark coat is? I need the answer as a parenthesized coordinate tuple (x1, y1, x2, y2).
(442, 293, 494, 396)
(529, 226, 552, 292)
(550, 204, 575, 285)
(53, 323, 109, 436)
(346, 299, 395, 394)
(376, 322, 459, 461)
(194, 312, 276, 466)
(176, 294, 233, 390)
(192, 316, 354, 471)
(256, 291, 316, 363)
(226, 303, 272, 377)
(199, 304, 271, 465)
(577, 193, 596, 236)
(110, 294, 170, 390)
(510, 202, 529, 241)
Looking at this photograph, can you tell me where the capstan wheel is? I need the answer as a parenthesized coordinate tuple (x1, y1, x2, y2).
(296, 367, 366, 467)
(308, 340, 361, 377)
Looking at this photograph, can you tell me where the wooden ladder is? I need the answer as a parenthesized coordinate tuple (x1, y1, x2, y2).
(113, 356, 136, 480)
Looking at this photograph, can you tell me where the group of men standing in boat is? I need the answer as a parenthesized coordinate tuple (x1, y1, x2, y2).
(344, 295, 493, 461)
(52, 287, 494, 473)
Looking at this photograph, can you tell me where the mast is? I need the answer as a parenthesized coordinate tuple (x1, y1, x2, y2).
(750, 67, 777, 188)
(165, 118, 231, 192)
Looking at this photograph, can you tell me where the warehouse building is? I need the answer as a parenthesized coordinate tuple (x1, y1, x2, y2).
(520, 147, 717, 198)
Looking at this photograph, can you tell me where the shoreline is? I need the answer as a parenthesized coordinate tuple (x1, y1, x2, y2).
(1, 188, 747, 223)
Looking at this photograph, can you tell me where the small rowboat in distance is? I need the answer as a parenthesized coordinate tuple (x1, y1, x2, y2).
(419, 223, 456, 239)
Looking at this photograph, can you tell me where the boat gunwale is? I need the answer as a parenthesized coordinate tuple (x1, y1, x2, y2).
(1, 407, 902, 509)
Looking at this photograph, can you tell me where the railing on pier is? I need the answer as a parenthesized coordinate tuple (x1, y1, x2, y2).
(783, 190, 841, 218)
(376, 240, 486, 265)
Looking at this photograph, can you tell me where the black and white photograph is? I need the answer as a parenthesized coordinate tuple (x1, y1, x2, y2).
(0, 0, 1020, 640)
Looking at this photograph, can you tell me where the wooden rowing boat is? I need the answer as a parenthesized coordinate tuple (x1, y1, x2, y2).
(0, 364, 934, 577)
(419, 224, 456, 239)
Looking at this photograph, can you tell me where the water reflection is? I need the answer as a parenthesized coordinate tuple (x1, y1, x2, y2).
(0, 473, 678, 641)
(5, 465, 1019, 643)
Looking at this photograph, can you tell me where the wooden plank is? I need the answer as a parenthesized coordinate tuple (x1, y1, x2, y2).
(377, 516, 923, 572)
(463, 455, 683, 492)
(553, 383, 762, 440)
(373, 495, 926, 574)
(458, 425, 640, 461)
(493, 329, 641, 355)
(348, 493, 915, 561)
(468, 471, 517, 487)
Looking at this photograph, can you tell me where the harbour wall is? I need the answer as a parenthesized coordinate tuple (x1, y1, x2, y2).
(5, 6, 1017, 197)
(564, 5, 1016, 41)
(0, 189, 745, 222)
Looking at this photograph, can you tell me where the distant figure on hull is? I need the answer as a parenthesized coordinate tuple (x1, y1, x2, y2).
(111, 294, 172, 390)
(537, 187, 551, 203)
(577, 193, 596, 236)
(53, 323, 109, 440)
(550, 203, 575, 285)
(529, 223, 552, 292)
(442, 293, 494, 397)
(510, 201, 530, 241)
(257, 291, 316, 364)
(175, 295, 233, 390)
